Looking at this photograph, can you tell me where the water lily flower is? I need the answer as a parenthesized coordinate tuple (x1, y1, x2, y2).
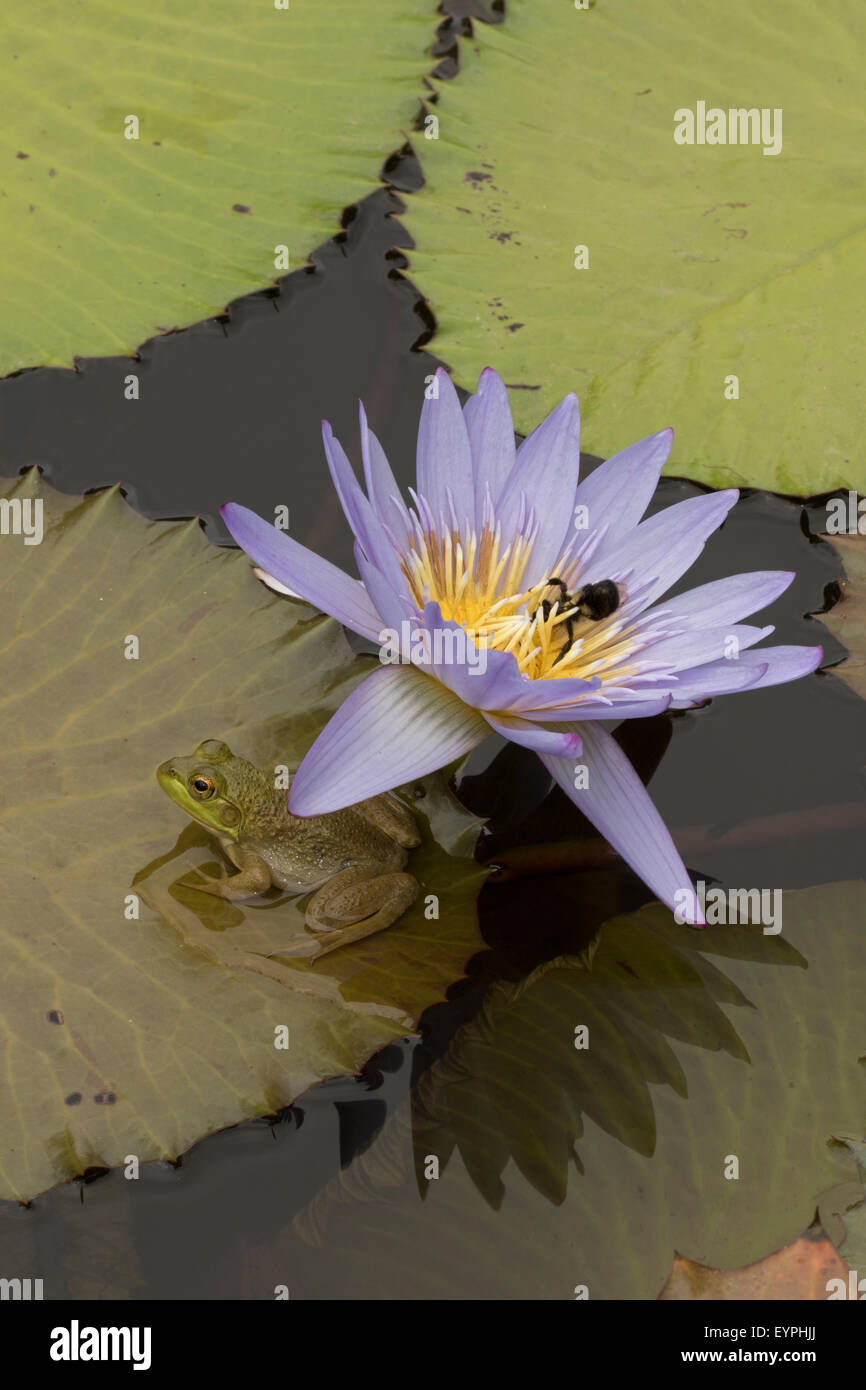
(221, 368, 822, 925)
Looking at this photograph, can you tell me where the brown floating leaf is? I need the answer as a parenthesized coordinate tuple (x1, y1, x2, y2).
(658, 1223, 857, 1300)
(819, 533, 866, 700)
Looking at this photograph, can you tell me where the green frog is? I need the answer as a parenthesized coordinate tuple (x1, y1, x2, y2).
(157, 740, 421, 956)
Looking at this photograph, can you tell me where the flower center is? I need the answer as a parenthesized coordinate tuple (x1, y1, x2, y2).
(401, 522, 632, 683)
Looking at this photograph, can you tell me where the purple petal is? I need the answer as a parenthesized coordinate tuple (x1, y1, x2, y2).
(408, 602, 538, 709)
(649, 570, 795, 628)
(322, 422, 413, 606)
(669, 645, 823, 707)
(540, 724, 704, 925)
(496, 392, 581, 580)
(504, 673, 633, 714)
(416, 369, 475, 531)
(628, 623, 775, 675)
(359, 402, 411, 550)
(483, 710, 583, 756)
(516, 692, 674, 721)
(731, 644, 824, 687)
(567, 428, 673, 565)
(463, 368, 517, 526)
(320, 421, 375, 548)
(427, 645, 527, 709)
(581, 489, 739, 615)
(354, 544, 415, 635)
(663, 661, 769, 702)
(289, 664, 488, 815)
(220, 503, 383, 641)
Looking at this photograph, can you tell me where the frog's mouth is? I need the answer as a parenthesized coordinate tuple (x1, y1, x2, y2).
(156, 761, 178, 794)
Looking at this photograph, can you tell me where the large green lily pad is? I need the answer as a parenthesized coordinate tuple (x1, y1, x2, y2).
(403, 0, 865, 495)
(284, 884, 866, 1299)
(0, 473, 484, 1202)
(0, 0, 433, 375)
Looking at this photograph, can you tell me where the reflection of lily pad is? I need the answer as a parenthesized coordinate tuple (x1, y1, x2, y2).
(403, 0, 865, 495)
(819, 535, 866, 700)
(284, 884, 866, 1299)
(0, 0, 433, 374)
(0, 473, 483, 1202)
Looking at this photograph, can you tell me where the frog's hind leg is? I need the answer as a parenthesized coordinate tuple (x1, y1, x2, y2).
(303, 865, 418, 956)
(356, 792, 421, 850)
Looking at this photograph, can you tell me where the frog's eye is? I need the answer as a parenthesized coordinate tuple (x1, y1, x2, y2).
(190, 774, 216, 800)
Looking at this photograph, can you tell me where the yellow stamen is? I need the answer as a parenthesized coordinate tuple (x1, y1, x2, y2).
(400, 522, 635, 684)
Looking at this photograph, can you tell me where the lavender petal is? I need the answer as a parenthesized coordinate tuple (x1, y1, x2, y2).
(289, 664, 488, 816)
(220, 503, 383, 640)
(540, 723, 704, 925)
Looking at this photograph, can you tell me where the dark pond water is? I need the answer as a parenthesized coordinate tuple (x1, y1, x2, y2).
(0, 0, 863, 1299)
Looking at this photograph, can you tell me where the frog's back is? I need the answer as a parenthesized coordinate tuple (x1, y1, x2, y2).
(252, 802, 408, 893)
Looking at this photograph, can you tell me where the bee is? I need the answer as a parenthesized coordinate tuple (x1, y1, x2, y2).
(537, 576, 620, 666)
(574, 578, 621, 622)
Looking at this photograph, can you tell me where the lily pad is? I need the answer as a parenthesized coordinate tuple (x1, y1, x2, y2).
(403, 0, 865, 495)
(0, 0, 433, 375)
(819, 534, 866, 700)
(284, 884, 866, 1299)
(0, 473, 484, 1202)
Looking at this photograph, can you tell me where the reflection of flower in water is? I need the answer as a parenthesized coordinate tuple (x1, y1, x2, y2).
(288, 885, 865, 1302)
(287, 884, 856, 1284)
(223, 368, 820, 923)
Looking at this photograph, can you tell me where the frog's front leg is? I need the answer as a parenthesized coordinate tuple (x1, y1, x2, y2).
(186, 841, 272, 900)
(302, 865, 418, 956)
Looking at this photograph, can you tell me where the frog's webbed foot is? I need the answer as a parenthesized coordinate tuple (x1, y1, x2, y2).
(300, 865, 418, 957)
(181, 850, 271, 901)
